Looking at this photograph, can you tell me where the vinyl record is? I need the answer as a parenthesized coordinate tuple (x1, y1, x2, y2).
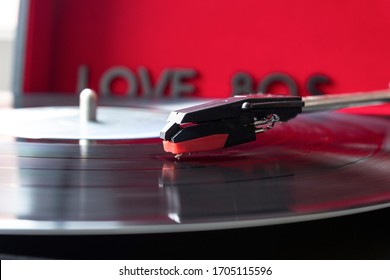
(1, 100, 390, 234)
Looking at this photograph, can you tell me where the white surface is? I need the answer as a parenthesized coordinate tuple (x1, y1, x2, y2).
(0, 0, 19, 40)
(3, 260, 390, 280)
(0, 106, 170, 139)
(0, 0, 19, 91)
(0, 40, 14, 91)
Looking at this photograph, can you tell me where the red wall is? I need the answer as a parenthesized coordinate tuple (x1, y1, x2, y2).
(22, 0, 390, 97)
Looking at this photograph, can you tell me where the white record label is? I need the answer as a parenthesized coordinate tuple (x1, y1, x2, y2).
(0, 106, 170, 139)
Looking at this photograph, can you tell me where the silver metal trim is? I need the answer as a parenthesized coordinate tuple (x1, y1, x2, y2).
(303, 89, 390, 112)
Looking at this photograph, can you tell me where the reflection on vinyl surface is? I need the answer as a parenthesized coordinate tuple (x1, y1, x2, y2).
(1, 109, 390, 234)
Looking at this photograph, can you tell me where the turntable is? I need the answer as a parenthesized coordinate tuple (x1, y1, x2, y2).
(1, 89, 390, 259)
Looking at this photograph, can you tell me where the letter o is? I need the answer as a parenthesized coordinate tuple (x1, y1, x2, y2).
(99, 66, 138, 96)
(258, 73, 298, 96)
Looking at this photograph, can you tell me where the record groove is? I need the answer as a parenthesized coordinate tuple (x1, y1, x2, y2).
(1, 107, 390, 234)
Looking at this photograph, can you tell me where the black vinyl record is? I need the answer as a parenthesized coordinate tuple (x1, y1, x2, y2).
(1, 101, 390, 234)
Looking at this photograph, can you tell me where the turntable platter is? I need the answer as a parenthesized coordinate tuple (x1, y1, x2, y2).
(1, 105, 390, 234)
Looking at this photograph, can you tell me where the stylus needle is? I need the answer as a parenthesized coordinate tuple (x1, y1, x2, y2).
(160, 89, 390, 156)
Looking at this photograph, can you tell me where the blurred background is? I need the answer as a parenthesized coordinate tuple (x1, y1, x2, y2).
(0, 0, 19, 92)
(2, 0, 390, 98)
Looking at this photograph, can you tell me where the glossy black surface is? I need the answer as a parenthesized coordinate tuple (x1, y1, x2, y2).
(1, 207, 390, 259)
(1, 109, 390, 233)
(1, 94, 390, 258)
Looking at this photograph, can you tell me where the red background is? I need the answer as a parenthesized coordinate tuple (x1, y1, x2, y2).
(22, 0, 390, 97)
